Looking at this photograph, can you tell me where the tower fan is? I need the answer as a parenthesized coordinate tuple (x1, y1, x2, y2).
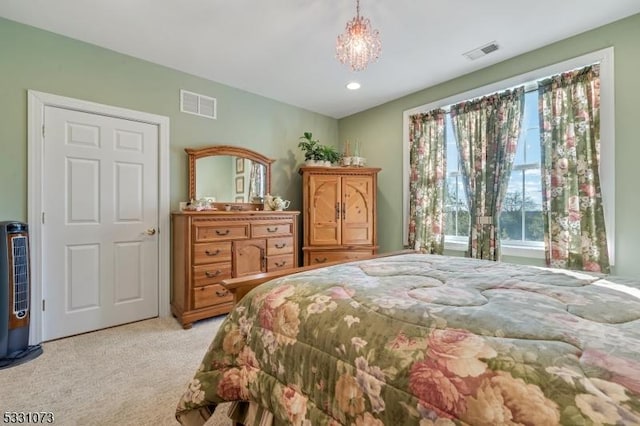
(0, 221, 42, 369)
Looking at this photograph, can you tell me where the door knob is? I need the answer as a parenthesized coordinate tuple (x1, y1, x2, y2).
(145, 228, 157, 236)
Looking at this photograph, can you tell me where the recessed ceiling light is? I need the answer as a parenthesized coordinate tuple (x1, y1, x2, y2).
(346, 82, 361, 90)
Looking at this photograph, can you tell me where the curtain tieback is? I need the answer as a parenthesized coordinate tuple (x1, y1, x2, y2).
(476, 216, 493, 225)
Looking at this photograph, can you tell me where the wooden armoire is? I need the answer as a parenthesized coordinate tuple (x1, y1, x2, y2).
(299, 166, 381, 265)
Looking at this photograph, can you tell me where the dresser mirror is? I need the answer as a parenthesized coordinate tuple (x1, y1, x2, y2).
(186, 145, 274, 207)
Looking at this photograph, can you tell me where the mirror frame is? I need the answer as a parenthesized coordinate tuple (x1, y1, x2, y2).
(186, 145, 275, 202)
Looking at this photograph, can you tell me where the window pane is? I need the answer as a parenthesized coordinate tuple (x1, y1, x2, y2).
(445, 174, 469, 237)
(512, 92, 541, 165)
(499, 161, 543, 242)
(444, 114, 469, 237)
(444, 210, 457, 236)
(445, 116, 458, 174)
(524, 168, 543, 242)
(501, 171, 524, 241)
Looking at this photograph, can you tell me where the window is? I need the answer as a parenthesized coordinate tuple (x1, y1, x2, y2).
(501, 90, 543, 244)
(444, 90, 543, 245)
(403, 48, 615, 261)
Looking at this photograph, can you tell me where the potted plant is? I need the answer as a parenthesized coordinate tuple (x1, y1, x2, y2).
(298, 132, 321, 165)
(299, 132, 343, 166)
(320, 145, 342, 166)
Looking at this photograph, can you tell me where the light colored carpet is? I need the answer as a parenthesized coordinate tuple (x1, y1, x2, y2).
(0, 316, 233, 426)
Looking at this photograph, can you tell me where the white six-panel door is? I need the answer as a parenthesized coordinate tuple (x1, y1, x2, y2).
(42, 106, 159, 340)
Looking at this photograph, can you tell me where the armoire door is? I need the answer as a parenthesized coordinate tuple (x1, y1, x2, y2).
(341, 176, 375, 245)
(308, 174, 341, 246)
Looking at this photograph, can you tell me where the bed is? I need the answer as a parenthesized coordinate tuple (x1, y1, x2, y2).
(175, 252, 640, 425)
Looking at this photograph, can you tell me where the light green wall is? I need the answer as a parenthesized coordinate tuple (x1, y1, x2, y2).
(339, 13, 640, 277)
(3, 15, 638, 276)
(0, 17, 337, 220)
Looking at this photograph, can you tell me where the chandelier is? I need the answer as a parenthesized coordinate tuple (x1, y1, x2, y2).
(335, 0, 382, 72)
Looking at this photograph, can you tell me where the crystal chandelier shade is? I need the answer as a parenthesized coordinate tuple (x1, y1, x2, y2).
(335, 0, 382, 72)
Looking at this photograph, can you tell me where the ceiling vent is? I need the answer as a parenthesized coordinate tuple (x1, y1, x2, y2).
(180, 89, 217, 119)
(463, 41, 499, 60)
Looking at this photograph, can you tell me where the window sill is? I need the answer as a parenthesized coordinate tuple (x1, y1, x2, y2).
(501, 243, 545, 259)
(444, 238, 545, 259)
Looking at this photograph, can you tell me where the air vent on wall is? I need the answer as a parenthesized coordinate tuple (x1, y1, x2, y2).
(463, 41, 499, 60)
(180, 89, 217, 119)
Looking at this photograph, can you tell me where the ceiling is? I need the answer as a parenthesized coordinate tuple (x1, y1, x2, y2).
(2, 1, 640, 119)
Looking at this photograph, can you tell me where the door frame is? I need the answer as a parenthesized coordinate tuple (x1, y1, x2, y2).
(27, 90, 171, 344)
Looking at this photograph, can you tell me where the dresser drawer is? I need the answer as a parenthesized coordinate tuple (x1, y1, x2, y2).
(192, 284, 233, 309)
(267, 237, 294, 255)
(307, 250, 374, 265)
(252, 222, 292, 238)
(193, 242, 232, 265)
(193, 263, 232, 287)
(267, 254, 294, 272)
(194, 224, 249, 242)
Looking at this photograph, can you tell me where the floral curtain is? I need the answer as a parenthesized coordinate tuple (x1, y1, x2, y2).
(450, 87, 525, 260)
(538, 64, 610, 273)
(408, 109, 446, 254)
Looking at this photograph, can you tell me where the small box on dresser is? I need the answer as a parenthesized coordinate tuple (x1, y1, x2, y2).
(171, 210, 299, 329)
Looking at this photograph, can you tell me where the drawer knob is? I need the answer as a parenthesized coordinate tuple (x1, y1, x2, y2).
(315, 257, 328, 263)
(205, 270, 222, 278)
(275, 260, 286, 267)
(205, 249, 220, 256)
(275, 242, 286, 249)
(215, 229, 230, 236)
(216, 289, 230, 297)
(266, 227, 278, 233)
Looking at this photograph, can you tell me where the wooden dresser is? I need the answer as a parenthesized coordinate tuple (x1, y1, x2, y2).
(300, 166, 380, 266)
(171, 210, 299, 328)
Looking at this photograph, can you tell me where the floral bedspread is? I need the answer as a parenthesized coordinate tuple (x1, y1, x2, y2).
(176, 253, 640, 425)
